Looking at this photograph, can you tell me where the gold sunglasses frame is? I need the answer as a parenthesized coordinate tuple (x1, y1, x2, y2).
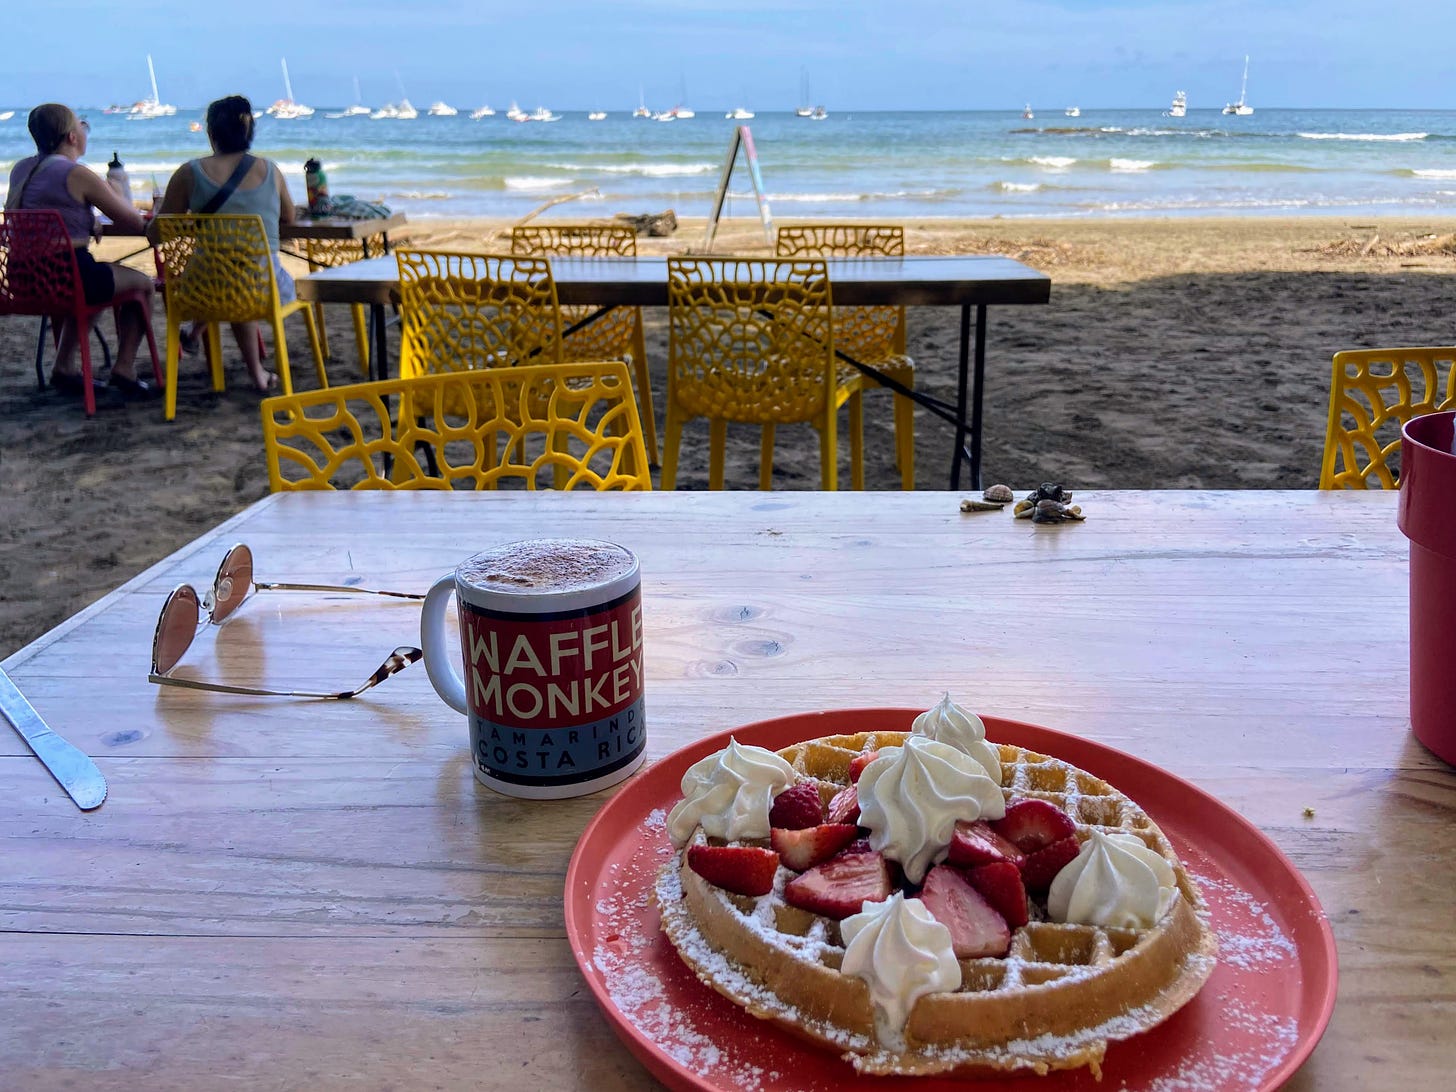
(148, 543, 425, 700)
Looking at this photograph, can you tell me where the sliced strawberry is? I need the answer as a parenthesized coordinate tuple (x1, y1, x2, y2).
(990, 799, 1077, 854)
(848, 750, 880, 783)
(1020, 835, 1081, 892)
(770, 823, 861, 872)
(946, 819, 1026, 869)
(918, 864, 1011, 958)
(768, 780, 825, 830)
(783, 845, 890, 920)
(686, 844, 779, 897)
(826, 783, 860, 825)
(965, 860, 1029, 928)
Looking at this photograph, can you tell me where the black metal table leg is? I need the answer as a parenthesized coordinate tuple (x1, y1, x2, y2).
(950, 304, 972, 489)
(368, 302, 389, 383)
(970, 304, 987, 491)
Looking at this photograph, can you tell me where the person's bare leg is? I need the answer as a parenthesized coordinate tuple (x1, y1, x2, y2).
(51, 316, 80, 377)
(231, 321, 274, 391)
(108, 266, 156, 381)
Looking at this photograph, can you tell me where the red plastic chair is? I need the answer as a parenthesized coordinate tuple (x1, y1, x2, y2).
(0, 208, 162, 416)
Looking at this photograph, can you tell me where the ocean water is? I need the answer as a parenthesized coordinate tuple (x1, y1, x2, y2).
(4, 106, 1456, 221)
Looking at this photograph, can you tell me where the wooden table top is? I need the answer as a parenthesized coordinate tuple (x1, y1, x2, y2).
(295, 253, 1053, 308)
(284, 213, 407, 241)
(2, 489, 1447, 1089)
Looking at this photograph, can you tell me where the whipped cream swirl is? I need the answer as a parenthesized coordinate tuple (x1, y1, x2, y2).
(858, 736, 1006, 883)
(841, 892, 962, 1048)
(666, 738, 796, 849)
(911, 692, 1002, 783)
(1047, 830, 1178, 929)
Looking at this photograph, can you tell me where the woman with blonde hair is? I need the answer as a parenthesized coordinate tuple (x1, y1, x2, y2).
(5, 102, 158, 397)
(147, 94, 297, 392)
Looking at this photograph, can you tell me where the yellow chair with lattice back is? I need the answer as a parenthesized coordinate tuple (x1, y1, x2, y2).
(776, 224, 916, 489)
(1320, 347, 1456, 489)
(396, 249, 563, 380)
(153, 213, 326, 421)
(663, 257, 862, 491)
(510, 223, 659, 464)
(302, 237, 372, 377)
(259, 360, 651, 491)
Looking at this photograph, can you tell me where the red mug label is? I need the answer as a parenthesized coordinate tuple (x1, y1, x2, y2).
(461, 586, 645, 788)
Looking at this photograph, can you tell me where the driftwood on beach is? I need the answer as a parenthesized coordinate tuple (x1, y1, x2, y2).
(614, 210, 678, 236)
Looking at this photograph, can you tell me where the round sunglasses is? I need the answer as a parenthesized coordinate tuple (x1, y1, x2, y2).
(149, 543, 425, 699)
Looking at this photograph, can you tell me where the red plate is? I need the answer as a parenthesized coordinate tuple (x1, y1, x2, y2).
(565, 710, 1338, 1091)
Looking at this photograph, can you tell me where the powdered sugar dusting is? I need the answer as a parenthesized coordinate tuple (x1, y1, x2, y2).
(1137, 997, 1300, 1091)
(1192, 870, 1299, 970)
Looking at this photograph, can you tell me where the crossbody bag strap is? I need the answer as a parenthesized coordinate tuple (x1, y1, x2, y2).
(197, 154, 257, 215)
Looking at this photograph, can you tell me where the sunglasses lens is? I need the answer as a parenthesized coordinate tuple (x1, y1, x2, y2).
(153, 587, 200, 674)
(211, 544, 254, 623)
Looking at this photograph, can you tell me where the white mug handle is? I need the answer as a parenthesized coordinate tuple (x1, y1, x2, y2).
(420, 573, 467, 714)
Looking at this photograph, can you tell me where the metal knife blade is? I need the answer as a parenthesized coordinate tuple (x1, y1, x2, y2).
(0, 666, 107, 810)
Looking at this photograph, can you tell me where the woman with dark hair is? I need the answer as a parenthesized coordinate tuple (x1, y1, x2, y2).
(147, 94, 297, 392)
(5, 102, 158, 397)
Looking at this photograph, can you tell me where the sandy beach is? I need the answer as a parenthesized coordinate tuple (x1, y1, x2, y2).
(4, 213, 1455, 656)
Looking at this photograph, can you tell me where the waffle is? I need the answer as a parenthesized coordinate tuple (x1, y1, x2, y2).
(656, 730, 1217, 1078)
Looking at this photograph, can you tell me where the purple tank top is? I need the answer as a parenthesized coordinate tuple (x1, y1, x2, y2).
(8, 155, 95, 243)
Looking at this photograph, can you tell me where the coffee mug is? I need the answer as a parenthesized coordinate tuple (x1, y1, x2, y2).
(420, 538, 647, 798)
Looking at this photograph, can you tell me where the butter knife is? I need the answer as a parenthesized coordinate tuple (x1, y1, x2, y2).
(0, 666, 107, 810)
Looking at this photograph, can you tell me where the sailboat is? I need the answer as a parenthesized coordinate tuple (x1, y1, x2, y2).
(1064, 106, 1081, 117)
(1022, 103, 1035, 120)
(469, 104, 497, 119)
(634, 86, 651, 118)
(327, 77, 370, 118)
(1167, 90, 1188, 118)
(268, 59, 314, 118)
(1222, 57, 1254, 116)
(796, 69, 814, 117)
(127, 55, 176, 118)
(726, 106, 755, 120)
(427, 101, 459, 116)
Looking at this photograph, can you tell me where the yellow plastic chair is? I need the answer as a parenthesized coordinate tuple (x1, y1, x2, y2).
(395, 249, 563, 380)
(1320, 347, 1456, 489)
(776, 224, 916, 489)
(153, 214, 326, 421)
(663, 257, 863, 491)
(260, 361, 651, 491)
(510, 224, 659, 463)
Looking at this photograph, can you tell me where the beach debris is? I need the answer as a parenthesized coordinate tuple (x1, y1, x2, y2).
(983, 483, 1014, 503)
(1302, 806, 1316, 819)
(615, 209, 678, 237)
(960, 499, 1005, 513)
(1013, 483, 1085, 523)
(1311, 231, 1456, 260)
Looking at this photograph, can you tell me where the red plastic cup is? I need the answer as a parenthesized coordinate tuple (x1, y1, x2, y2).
(1397, 411, 1456, 765)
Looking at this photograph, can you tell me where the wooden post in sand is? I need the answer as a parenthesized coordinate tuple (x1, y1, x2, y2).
(701, 125, 774, 252)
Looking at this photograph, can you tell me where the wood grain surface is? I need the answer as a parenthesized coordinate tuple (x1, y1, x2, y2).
(2, 489, 1449, 1090)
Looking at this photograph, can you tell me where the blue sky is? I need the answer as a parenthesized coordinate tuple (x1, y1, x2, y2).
(3, 1, 1454, 111)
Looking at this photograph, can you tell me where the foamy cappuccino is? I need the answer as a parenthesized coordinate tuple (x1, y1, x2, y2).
(420, 539, 646, 799)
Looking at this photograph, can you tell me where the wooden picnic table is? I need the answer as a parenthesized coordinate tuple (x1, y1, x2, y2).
(0, 489, 1446, 1089)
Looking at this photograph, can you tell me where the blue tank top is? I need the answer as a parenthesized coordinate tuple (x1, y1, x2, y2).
(6, 155, 96, 244)
(187, 158, 282, 254)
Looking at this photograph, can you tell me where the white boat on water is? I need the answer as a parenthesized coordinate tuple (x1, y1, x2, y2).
(505, 101, 526, 121)
(427, 101, 458, 116)
(470, 105, 496, 119)
(371, 103, 400, 119)
(1065, 106, 1080, 117)
(634, 86, 651, 118)
(529, 106, 561, 122)
(128, 55, 176, 118)
(1222, 57, 1254, 116)
(796, 69, 814, 116)
(587, 110, 607, 121)
(0, 111, 13, 121)
(1167, 90, 1188, 118)
(395, 98, 419, 120)
(1022, 103, 1034, 120)
(726, 106, 754, 120)
(268, 59, 314, 119)
(810, 105, 827, 121)
(327, 78, 371, 118)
